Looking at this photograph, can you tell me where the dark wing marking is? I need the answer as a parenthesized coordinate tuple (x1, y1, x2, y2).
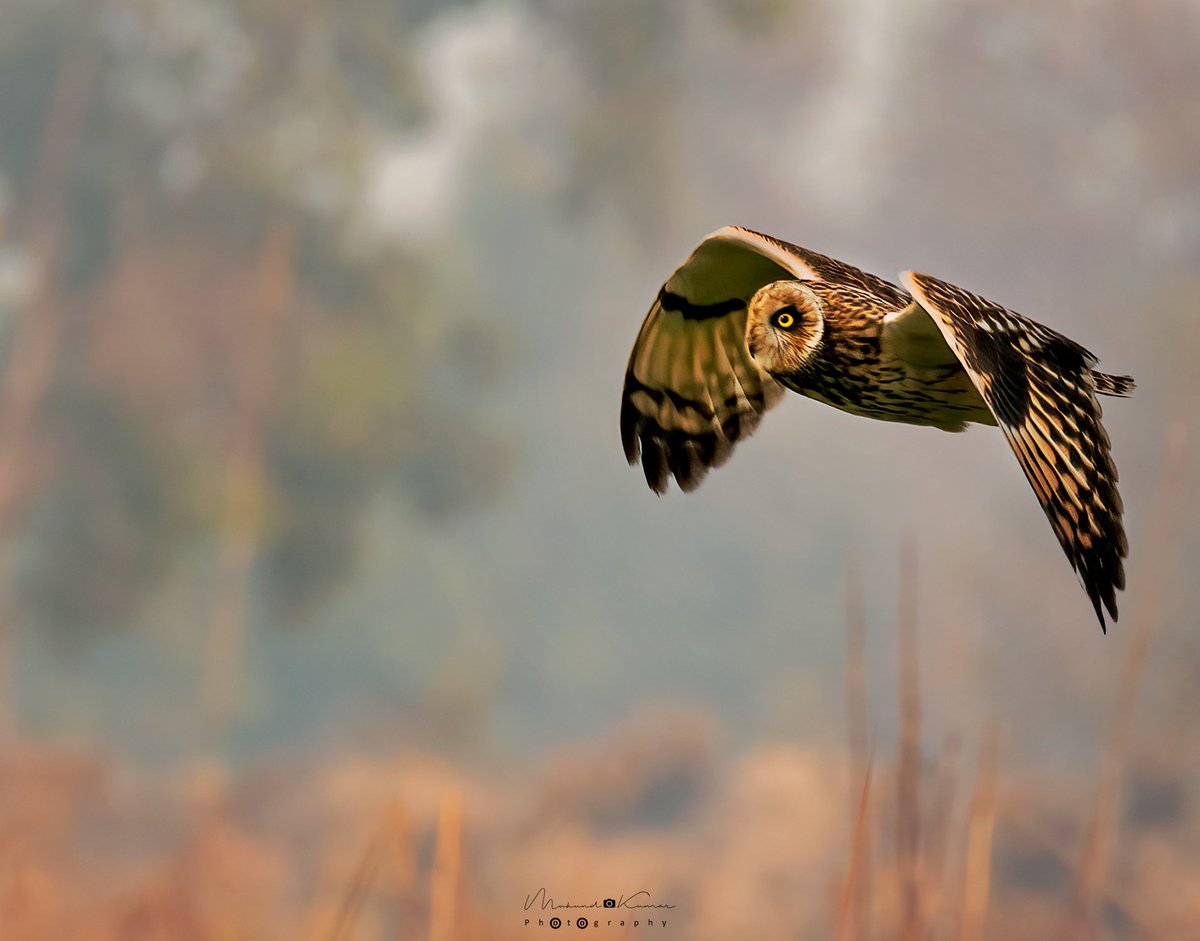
(901, 271, 1131, 629)
(620, 227, 805, 493)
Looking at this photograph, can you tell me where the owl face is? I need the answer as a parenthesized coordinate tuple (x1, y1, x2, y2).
(745, 281, 825, 377)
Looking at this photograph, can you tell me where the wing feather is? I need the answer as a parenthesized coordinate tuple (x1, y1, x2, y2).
(900, 271, 1130, 629)
(620, 226, 832, 493)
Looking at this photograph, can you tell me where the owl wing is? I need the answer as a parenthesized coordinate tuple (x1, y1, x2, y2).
(895, 271, 1131, 629)
(622, 226, 906, 493)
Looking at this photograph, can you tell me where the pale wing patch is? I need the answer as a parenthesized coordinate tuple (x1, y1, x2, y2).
(901, 271, 1130, 629)
(881, 300, 963, 368)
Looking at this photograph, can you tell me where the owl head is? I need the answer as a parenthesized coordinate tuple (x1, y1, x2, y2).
(745, 281, 825, 376)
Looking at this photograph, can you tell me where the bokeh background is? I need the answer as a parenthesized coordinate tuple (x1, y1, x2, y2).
(0, 0, 1198, 938)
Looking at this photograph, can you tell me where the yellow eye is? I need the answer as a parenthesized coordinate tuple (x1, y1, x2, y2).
(774, 309, 795, 329)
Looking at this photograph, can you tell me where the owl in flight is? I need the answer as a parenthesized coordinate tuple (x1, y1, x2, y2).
(620, 226, 1134, 629)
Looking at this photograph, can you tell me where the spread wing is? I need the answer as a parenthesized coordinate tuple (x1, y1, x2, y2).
(899, 271, 1132, 629)
(621, 226, 907, 493)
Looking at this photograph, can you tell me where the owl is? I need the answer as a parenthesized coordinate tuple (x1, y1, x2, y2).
(620, 226, 1134, 629)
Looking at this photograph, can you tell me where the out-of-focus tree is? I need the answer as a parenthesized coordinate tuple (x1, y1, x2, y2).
(0, 0, 510, 643)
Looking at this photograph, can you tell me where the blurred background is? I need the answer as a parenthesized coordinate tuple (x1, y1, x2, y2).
(0, 0, 1198, 938)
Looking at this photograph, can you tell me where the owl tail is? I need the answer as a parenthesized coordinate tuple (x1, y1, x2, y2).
(1094, 372, 1135, 397)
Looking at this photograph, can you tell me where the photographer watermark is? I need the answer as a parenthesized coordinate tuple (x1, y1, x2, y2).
(523, 888, 674, 929)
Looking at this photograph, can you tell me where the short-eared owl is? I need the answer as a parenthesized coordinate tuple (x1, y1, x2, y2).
(620, 226, 1134, 629)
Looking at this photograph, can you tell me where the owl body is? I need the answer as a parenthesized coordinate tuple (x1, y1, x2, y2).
(753, 280, 996, 432)
(789, 352, 996, 433)
(620, 226, 1134, 628)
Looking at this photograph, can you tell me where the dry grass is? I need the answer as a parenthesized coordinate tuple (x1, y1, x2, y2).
(0, 429, 1192, 939)
(0, 689, 1195, 940)
(836, 760, 873, 941)
(958, 730, 998, 941)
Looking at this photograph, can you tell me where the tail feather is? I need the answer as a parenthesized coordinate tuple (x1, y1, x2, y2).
(1095, 371, 1135, 397)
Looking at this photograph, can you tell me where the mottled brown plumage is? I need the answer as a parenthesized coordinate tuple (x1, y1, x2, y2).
(620, 226, 1134, 629)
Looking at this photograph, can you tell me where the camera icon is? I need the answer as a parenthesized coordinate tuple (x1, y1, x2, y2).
(603, 899, 616, 908)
